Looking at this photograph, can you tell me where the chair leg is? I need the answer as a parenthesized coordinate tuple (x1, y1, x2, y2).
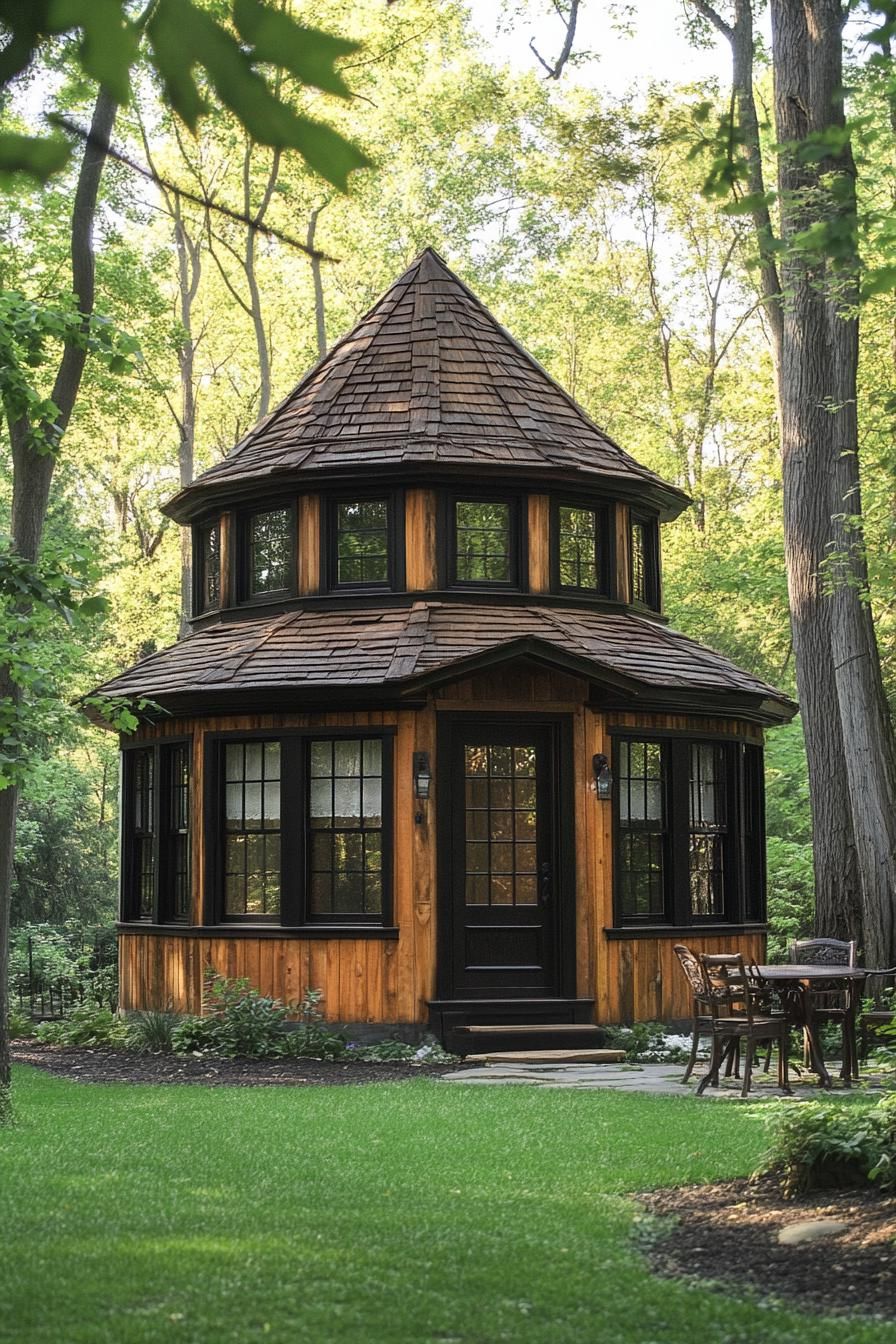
(740, 1035, 753, 1098)
(779, 1029, 791, 1095)
(682, 1025, 701, 1083)
(696, 1033, 724, 1096)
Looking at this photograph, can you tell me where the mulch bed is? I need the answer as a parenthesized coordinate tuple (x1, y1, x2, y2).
(639, 1177, 896, 1320)
(11, 1040, 469, 1087)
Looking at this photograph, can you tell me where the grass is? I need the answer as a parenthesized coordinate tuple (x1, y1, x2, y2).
(0, 1067, 891, 1344)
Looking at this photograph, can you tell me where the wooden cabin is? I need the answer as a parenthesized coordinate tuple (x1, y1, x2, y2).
(89, 249, 796, 1051)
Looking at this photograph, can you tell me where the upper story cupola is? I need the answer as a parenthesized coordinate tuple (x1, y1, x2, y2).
(166, 249, 687, 626)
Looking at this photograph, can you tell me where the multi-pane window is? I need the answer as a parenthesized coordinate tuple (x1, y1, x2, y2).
(558, 505, 600, 590)
(614, 736, 763, 927)
(198, 521, 220, 612)
(308, 739, 383, 919)
(224, 741, 281, 916)
(213, 734, 391, 926)
(463, 744, 538, 907)
(688, 744, 727, 918)
(165, 743, 191, 921)
(123, 742, 192, 923)
(335, 500, 389, 585)
(630, 514, 658, 608)
(454, 500, 513, 583)
(131, 749, 155, 919)
(247, 508, 291, 595)
(616, 739, 666, 919)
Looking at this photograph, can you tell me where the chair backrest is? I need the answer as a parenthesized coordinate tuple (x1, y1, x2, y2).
(699, 953, 758, 1022)
(789, 938, 856, 968)
(673, 944, 706, 1000)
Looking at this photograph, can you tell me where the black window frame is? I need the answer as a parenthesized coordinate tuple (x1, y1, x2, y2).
(236, 502, 296, 604)
(441, 490, 526, 591)
(629, 511, 661, 611)
(550, 497, 612, 597)
(204, 728, 395, 930)
(192, 517, 222, 616)
(323, 490, 405, 593)
(121, 737, 193, 924)
(611, 731, 765, 929)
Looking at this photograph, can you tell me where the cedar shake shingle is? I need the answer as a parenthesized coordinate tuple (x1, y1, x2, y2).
(88, 602, 796, 724)
(165, 249, 690, 522)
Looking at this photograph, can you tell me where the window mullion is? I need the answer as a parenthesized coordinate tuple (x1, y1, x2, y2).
(280, 738, 303, 926)
(668, 740, 690, 924)
(151, 746, 163, 924)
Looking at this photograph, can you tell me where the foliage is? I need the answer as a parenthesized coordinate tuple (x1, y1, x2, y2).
(346, 1037, 459, 1064)
(9, 922, 117, 1008)
(758, 1095, 896, 1197)
(170, 971, 345, 1059)
(6, 1005, 32, 1038)
(601, 1022, 692, 1064)
(0, 0, 368, 189)
(34, 1002, 129, 1046)
(126, 1010, 178, 1054)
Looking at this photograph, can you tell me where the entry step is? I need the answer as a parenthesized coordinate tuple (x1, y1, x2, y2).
(464, 1023, 603, 1036)
(467, 1048, 626, 1065)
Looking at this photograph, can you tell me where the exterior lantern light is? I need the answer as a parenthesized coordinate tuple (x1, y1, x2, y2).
(413, 751, 432, 800)
(592, 752, 612, 800)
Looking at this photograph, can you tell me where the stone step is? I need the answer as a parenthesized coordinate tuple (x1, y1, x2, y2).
(467, 1048, 626, 1065)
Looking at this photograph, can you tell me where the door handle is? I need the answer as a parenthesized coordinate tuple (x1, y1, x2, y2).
(540, 861, 552, 904)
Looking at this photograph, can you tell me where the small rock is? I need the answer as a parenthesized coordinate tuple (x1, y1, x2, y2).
(777, 1219, 849, 1246)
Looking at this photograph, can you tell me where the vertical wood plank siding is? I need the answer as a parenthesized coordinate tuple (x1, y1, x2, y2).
(297, 494, 321, 594)
(527, 494, 550, 592)
(614, 503, 631, 605)
(119, 692, 766, 1026)
(405, 488, 438, 590)
(219, 511, 234, 609)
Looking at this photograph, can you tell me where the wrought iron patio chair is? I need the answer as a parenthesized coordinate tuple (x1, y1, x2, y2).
(789, 938, 857, 1079)
(673, 944, 731, 1083)
(696, 953, 791, 1098)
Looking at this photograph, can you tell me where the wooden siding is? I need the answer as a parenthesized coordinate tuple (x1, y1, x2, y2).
(527, 494, 550, 593)
(120, 701, 768, 1027)
(297, 493, 321, 594)
(219, 511, 234, 609)
(405, 488, 438, 590)
(614, 502, 631, 605)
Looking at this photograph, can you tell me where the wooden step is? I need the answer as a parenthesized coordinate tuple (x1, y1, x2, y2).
(467, 1048, 626, 1065)
(448, 1021, 608, 1057)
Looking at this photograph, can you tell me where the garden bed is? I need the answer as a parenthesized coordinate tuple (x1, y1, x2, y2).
(11, 1040, 469, 1087)
(639, 1177, 896, 1320)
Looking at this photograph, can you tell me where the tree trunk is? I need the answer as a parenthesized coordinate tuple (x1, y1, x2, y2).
(0, 88, 117, 1103)
(307, 205, 327, 358)
(770, 0, 896, 964)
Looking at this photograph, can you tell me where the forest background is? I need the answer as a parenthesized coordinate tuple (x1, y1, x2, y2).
(5, 0, 893, 955)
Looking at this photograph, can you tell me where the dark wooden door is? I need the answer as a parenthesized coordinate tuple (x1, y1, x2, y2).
(440, 719, 566, 998)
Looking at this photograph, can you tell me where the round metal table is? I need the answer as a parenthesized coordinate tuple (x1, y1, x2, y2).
(750, 964, 868, 1087)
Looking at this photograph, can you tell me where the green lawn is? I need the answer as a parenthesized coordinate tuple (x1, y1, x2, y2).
(0, 1067, 890, 1344)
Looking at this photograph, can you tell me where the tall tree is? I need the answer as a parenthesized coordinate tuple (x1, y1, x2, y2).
(688, 0, 896, 964)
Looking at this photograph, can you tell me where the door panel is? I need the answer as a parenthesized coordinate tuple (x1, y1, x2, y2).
(441, 720, 564, 998)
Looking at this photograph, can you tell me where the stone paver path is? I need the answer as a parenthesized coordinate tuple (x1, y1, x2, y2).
(440, 1059, 892, 1099)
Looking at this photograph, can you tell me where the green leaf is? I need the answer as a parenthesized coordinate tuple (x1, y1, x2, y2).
(861, 265, 896, 299)
(146, 0, 208, 131)
(48, 0, 138, 102)
(233, 0, 359, 99)
(0, 132, 72, 182)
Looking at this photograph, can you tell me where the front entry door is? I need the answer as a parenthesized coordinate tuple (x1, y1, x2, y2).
(439, 718, 569, 998)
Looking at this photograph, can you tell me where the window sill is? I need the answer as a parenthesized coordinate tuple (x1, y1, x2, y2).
(603, 922, 767, 942)
(117, 922, 400, 940)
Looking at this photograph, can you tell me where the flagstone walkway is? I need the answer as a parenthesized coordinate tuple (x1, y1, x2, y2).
(440, 1059, 891, 1099)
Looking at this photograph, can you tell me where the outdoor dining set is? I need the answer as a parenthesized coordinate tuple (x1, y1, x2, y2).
(674, 939, 896, 1098)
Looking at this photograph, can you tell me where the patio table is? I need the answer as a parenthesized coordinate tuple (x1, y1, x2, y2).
(750, 964, 868, 1088)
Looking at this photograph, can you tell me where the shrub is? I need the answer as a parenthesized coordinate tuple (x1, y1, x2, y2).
(35, 1004, 129, 1047)
(758, 1094, 896, 1197)
(602, 1022, 692, 1064)
(201, 970, 289, 1058)
(170, 1015, 218, 1054)
(127, 1011, 178, 1054)
(276, 988, 345, 1060)
(8, 1006, 33, 1039)
(347, 1037, 458, 1064)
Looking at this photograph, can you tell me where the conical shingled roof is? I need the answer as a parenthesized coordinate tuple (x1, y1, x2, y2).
(165, 249, 690, 522)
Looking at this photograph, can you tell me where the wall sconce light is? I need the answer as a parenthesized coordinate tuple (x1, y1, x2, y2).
(413, 751, 432, 800)
(592, 752, 612, 801)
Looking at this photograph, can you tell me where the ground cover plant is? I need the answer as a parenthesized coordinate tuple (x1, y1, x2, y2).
(1, 1067, 893, 1344)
